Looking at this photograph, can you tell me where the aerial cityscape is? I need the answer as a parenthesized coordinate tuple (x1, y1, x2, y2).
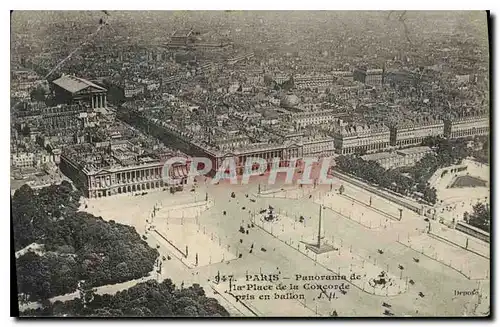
(11, 10, 490, 317)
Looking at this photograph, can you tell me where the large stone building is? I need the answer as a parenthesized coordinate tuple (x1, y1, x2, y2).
(353, 68, 384, 86)
(331, 71, 354, 82)
(59, 141, 189, 198)
(362, 146, 433, 169)
(294, 74, 336, 90)
(289, 110, 338, 129)
(167, 29, 232, 49)
(333, 124, 390, 155)
(11, 150, 53, 169)
(444, 112, 489, 139)
(301, 137, 336, 157)
(124, 82, 144, 99)
(16, 104, 87, 134)
(228, 53, 255, 65)
(168, 29, 197, 48)
(140, 115, 302, 175)
(52, 74, 108, 109)
(390, 117, 445, 148)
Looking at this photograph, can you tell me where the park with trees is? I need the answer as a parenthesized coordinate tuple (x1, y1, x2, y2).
(334, 136, 489, 206)
(11, 181, 229, 317)
(21, 279, 229, 317)
(13, 182, 159, 302)
(13, 182, 229, 317)
(464, 202, 490, 233)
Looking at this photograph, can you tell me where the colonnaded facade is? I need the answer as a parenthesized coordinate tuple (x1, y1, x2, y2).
(59, 142, 189, 198)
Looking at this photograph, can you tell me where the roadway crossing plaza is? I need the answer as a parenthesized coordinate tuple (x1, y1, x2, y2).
(152, 220, 236, 268)
(257, 184, 316, 200)
(211, 278, 317, 317)
(80, 172, 490, 317)
(316, 191, 396, 229)
(399, 232, 489, 280)
(428, 221, 489, 258)
(254, 210, 407, 296)
(81, 189, 203, 235)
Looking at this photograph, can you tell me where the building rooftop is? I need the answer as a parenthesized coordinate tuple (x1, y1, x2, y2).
(172, 29, 194, 38)
(362, 152, 400, 161)
(396, 146, 433, 156)
(52, 74, 107, 94)
(62, 140, 184, 175)
(339, 123, 389, 136)
(396, 116, 443, 129)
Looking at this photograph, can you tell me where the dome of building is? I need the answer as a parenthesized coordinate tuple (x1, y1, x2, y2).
(280, 93, 300, 108)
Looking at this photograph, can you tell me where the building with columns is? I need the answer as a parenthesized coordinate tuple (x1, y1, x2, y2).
(444, 112, 489, 139)
(353, 68, 384, 86)
(361, 151, 402, 169)
(390, 117, 445, 148)
(301, 137, 336, 157)
(361, 146, 433, 169)
(52, 74, 108, 109)
(293, 73, 336, 90)
(59, 141, 189, 198)
(289, 110, 339, 129)
(333, 124, 390, 155)
(16, 104, 87, 134)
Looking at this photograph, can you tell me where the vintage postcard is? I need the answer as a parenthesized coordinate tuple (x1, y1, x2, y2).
(11, 10, 490, 317)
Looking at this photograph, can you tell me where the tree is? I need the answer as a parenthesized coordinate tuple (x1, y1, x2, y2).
(422, 186, 437, 205)
(21, 279, 230, 317)
(466, 203, 490, 232)
(30, 85, 47, 102)
(13, 184, 159, 301)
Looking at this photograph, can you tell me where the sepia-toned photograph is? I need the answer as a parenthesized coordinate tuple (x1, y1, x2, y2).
(10, 10, 490, 318)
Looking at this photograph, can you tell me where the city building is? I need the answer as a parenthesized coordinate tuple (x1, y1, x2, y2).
(361, 151, 402, 169)
(273, 74, 291, 85)
(139, 114, 301, 175)
(331, 71, 354, 82)
(333, 124, 390, 155)
(383, 70, 413, 87)
(294, 74, 336, 90)
(444, 112, 489, 139)
(395, 146, 434, 166)
(288, 110, 338, 129)
(167, 29, 232, 49)
(11, 150, 53, 169)
(353, 68, 383, 86)
(168, 29, 196, 48)
(124, 83, 144, 99)
(59, 141, 189, 198)
(362, 146, 433, 169)
(390, 117, 445, 148)
(228, 53, 255, 65)
(52, 74, 108, 108)
(280, 93, 301, 108)
(301, 137, 336, 157)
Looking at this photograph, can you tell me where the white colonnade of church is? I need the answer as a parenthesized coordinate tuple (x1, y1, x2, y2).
(91, 93, 107, 109)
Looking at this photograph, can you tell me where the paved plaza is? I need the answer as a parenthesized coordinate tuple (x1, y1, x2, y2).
(254, 210, 407, 296)
(316, 192, 397, 230)
(399, 232, 489, 280)
(79, 170, 490, 317)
